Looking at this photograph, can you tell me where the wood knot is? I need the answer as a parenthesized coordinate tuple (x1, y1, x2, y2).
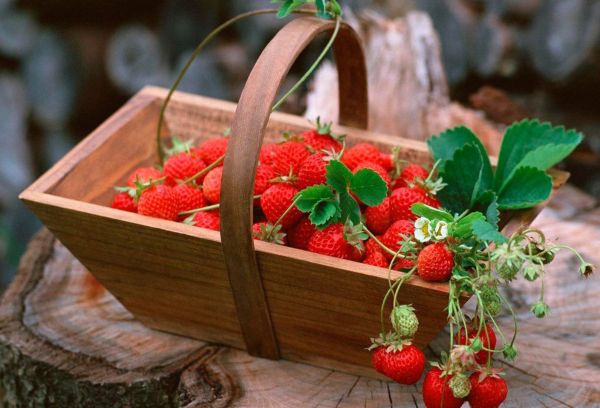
(586, 353, 600, 369)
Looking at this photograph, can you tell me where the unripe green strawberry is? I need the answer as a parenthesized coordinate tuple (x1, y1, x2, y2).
(450, 374, 471, 399)
(497, 262, 520, 281)
(480, 285, 502, 316)
(390, 305, 419, 338)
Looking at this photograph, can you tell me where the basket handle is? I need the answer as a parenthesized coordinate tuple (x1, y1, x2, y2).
(220, 17, 368, 359)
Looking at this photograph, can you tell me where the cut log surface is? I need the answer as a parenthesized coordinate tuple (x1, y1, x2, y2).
(1, 185, 599, 407)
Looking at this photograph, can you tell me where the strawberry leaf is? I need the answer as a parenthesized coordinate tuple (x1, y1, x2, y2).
(496, 166, 552, 210)
(326, 160, 353, 192)
(310, 200, 340, 227)
(451, 212, 486, 239)
(350, 169, 387, 206)
(411, 203, 453, 222)
(338, 191, 361, 225)
(295, 185, 333, 212)
(471, 219, 507, 244)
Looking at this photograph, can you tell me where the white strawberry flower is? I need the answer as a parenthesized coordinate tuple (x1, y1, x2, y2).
(414, 217, 432, 243)
(432, 221, 449, 240)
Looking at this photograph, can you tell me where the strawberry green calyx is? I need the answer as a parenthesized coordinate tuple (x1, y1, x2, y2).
(530, 301, 550, 318)
(479, 285, 502, 316)
(343, 220, 368, 251)
(390, 304, 419, 338)
(164, 136, 194, 157)
(253, 223, 287, 245)
(368, 331, 412, 353)
(449, 374, 471, 399)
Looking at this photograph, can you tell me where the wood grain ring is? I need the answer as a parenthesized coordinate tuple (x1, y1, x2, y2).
(220, 17, 368, 359)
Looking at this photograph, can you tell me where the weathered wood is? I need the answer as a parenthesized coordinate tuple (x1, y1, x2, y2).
(305, 10, 505, 155)
(3, 184, 599, 407)
(221, 17, 368, 360)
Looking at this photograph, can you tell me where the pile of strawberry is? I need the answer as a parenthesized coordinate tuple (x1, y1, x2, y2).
(110, 121, 452, 282)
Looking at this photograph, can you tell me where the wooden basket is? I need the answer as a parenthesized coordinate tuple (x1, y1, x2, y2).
(19, 17, 566, 377)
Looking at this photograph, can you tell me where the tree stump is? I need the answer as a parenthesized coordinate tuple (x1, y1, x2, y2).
(1, 185, 599, 407)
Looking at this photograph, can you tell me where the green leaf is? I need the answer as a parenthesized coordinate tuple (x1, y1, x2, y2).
(411, 203, 453, 222)
(326, 160, 353, 192)
(437, 144, 485, 214)
(309, 200, 340, 227)
(295, 185, 333, 212)
(474, 190, 500, 226)
(275, 0, 307, 18)
(338, 192, 362, 225)
(350, 169, 387, 206)
(497, 166, 552, 210)
(452, 212, 486, 239)
(427, 126, 493, 192)
(471, 219, 508, 244)
(494, 119, 582, 190)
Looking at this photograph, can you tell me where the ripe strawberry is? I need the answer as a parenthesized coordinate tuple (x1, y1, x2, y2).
(259, 143, 278, 166)
(417, 243, 454, 282)
(195, 137, 228, 165)
(371, 345, 425, 384)
(192, 211, 220, 231)
(137, 185, 179, 221)
(381, 220, 414, 260)
(307, 223, 356, 259)
(260, 184, 302, 229)
(287, 216, 317, 250)
(363, 238, 388, 267)
(174, 183, 206, 213)
(354, 161, 391, 190)
(364, 197, 391, 234)
(203, 167, 223, 204)
(396, 164, 429, 189)
(164, 152, 206, 183)
(301, 127, 342, 153)
(379, 153, 394, 172)
(392, 258, 415, 271)
(422, 368, 465, 408)
(252, 222, 286, 245)
(389, 187, 428, 221)
(254, 165, 276, 196)
(468, 372, 507, 408)
(111, 192, 137, 213)
(341, 143, 382, 170)
(272, 141, 310, 177)
(456, 324, 497, 364)
(296, 153, 328, 189)
(127, 167, 162, 187)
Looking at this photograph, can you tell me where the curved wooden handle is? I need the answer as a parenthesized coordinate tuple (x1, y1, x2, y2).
(220, 17, 368, 359)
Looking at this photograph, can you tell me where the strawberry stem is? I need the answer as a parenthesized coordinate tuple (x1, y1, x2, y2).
(182, 155, 225, 184)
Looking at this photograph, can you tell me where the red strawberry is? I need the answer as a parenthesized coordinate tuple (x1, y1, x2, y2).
(389, 187, 428, 221)
(422, 368, 465, 408)
(272, 141, 310, 177)
(424, 194, 441, 209)
(371, 345, 425, 385)
(111, 192, 137, 213)
(417, 243, 454, 282)
(354, 161, 391, 189)
(254, 165, 276, 196)
(287, 216, 317, 250)
(456, 324, 497, 364)
(203, 167, 223, 204)
(296, 153, 328, 189)
(259, 143, 278, 166)
(364, 197, 391, 234)
(307, 223, 355, 259)
(379, 153, 394, 172)
(395, 164, 429, 189)
(260, 184, 302, 229)
(192, 211, 220, 231)
(381, 220, 414, 260)
(341, 143, 382, 170)
(301, 129, 342, 153)
(138, 185, 179, 221)
(174, 183, 206, 213)
(252, 222, 286, 245)
(392, 258, 415, 271)
(164, 152, 206, 183)
(468, 372, 507, 408)
(127, 167, 162, 187)
(363, 239, 388, 268)
(195, 137, 228, 165)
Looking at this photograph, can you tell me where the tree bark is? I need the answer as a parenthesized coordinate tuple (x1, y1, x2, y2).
(1, 184, 600, 407)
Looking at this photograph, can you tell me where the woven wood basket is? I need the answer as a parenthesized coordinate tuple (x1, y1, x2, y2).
(20, 17, 566, 377)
